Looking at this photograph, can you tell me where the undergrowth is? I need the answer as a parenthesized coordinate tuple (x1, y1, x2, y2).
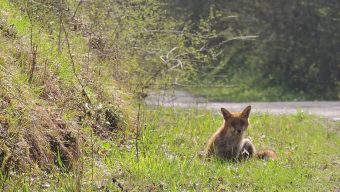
(0, 0, 132, 179)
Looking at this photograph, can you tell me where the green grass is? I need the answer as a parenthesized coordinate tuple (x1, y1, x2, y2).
(1, 106, 339, 191)
(103, 107, 339, 191)
(185, 85, 307, 102)
(1, 1, 339, 191)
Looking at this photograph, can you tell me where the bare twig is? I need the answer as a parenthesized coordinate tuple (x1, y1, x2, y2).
(28, 44, 38, 84)
(58, 0, 64, 53)
(168, 59, 183, 70)
(160, 47, 179, 65)
(143, 28, 183, 34)
(217, 35, 258, 46)
(135, 103, 141, 162)
(200, 35, 258, 51)
(26, 2, 38, 84)
(71, 0, 84, 21)
(142, 47, 184, 90)
(160, 47, 183, 71)
(166, 47, 178, 60)
(62, 22, 92, 105)
(91, 128, 94, 182)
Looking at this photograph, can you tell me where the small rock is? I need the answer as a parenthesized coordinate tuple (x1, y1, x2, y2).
(42, 182, 50, 189)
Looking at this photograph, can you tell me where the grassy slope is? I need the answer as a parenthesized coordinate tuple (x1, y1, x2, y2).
(0, 1, 130, 190)
(105, 107, 339, 191)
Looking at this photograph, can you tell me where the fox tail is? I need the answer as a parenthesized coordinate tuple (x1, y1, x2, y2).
(255, 149, 277, 160)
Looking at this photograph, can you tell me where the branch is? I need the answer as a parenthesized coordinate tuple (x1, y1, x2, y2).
(160, 47, 178, 64)
(200, 35, 258, 51)
(217, 35, 258, 47)
(143, 28, 183, 34)
(71, 0, 84, 20)
(168, 59, 183, 70)
(62, 22, 92, 105)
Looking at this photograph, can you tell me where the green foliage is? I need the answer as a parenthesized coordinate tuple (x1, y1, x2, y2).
(247, 0, 340, 99)
(73, 0, 199, 94)
(164, 0, 340, 100)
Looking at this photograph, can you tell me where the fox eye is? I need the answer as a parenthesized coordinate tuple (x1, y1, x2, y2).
(240, 121, 245, 126)
(231, 122, 236, 127)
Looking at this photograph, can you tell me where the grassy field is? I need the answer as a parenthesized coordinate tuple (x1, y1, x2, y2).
(2, 106, 339, 191)
(185, 86, 308, 102)
(105, 107, 339, 191)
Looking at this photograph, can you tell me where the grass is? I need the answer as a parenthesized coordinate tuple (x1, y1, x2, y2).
(103, 107, 339, 191)
(184, 84, 308, 102)
(1, 106, 339, 191)
(0, 1, 130, 191)
(1, 0, 339, 191)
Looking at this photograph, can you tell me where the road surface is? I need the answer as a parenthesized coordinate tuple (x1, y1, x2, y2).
(146, 90, 340, 121)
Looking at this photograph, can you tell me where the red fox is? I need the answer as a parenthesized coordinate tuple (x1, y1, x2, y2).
(204, 106, 277, 161)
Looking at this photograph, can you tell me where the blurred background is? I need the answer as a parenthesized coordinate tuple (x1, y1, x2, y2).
(9, 0, 339, 102)
(164, 0, 340, 101)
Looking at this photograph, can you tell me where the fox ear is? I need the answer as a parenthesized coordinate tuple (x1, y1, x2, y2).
(241, 105, 251, 119)
(221, 108, 232, 120)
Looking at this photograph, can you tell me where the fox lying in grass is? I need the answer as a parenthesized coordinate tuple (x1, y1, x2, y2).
(205, 106, 277, 161)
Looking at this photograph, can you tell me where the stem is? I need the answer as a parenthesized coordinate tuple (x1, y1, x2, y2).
(135, 103, 141, 161)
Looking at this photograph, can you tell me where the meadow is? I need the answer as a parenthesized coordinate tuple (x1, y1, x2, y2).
(2, 106, 339, 191)
(105, 107, 339, 191)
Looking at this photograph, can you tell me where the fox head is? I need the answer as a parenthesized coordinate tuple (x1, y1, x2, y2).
(220, 106, 251, 137)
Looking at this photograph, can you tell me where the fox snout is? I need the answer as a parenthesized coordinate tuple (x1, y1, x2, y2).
(234, 127, 244, 135)
(236, 129, 242, 134)
(230, 121, 247, 135)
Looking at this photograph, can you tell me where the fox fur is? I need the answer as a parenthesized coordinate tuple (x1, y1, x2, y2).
(204, 105, 277, 161)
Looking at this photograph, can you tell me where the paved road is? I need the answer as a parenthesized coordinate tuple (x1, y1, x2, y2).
(146, 90, 340, 121)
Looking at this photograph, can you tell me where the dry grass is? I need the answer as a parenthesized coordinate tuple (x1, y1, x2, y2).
(0, 4, 132, 176)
